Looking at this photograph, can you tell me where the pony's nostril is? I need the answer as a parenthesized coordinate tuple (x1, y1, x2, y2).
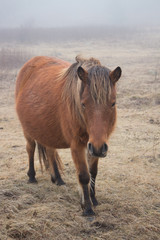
(88, 142, 94, 155)
(102, 143, 108, 153)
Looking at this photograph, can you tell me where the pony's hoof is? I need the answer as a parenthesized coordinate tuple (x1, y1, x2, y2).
(51, 176, 65, 186)
(91, 197, 98, 206)
(83, 208, 95, 216)
(28, 178, 37, 184)
(56, 178, 65, 186)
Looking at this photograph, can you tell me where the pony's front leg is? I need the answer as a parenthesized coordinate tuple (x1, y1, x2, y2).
(71, 143, 95, 216)
(87, 153, 99, 206)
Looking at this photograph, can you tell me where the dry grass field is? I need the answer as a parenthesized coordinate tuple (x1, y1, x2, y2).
(0, 27, 160, 240)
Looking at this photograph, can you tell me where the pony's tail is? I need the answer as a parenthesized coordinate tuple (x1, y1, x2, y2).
(37, 143, 49, 173)
(54, 150, 63, 173)
(37, 143, 63, 174)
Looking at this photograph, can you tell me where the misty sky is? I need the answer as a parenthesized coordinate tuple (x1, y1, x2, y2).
(0, 0, 160, 28)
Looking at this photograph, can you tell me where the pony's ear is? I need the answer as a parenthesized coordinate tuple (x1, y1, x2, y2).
(109, 67, 122, 84)
(77, 66, 88, 83)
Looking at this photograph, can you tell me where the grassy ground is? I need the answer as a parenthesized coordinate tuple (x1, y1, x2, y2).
(0, 27, 160, 240)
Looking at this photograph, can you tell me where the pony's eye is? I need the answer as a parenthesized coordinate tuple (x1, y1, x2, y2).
(111, 102, 116, 107)
(81, 103, 85, 109)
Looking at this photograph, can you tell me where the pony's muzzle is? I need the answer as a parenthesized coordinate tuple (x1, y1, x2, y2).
(88, 142, 108, 158)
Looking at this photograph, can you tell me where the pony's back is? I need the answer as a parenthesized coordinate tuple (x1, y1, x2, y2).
(15, 56, 70, 99)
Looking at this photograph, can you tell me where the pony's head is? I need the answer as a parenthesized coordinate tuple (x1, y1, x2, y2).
(77, 62, 121, 158)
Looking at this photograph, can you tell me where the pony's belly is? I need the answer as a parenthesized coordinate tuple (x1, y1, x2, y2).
(42, 137, 70, 149)
(29, 127, 70, 149)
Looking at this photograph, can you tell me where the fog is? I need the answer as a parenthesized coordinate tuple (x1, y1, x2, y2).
(0, 0, 160, 29)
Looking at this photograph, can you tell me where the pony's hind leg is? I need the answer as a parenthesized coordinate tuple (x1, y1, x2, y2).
(87, 153, 99, 206)
(46, 148, 65, 186)
(25, 134, 37, 183)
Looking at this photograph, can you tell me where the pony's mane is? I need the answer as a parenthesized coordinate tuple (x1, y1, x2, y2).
(61, 56, 111, 123)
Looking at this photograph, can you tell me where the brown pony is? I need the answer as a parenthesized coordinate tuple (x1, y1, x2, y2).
(15, 55, 121, 216)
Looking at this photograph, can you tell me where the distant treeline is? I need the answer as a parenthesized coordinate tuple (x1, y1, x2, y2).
(0, 26, 143, 43)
